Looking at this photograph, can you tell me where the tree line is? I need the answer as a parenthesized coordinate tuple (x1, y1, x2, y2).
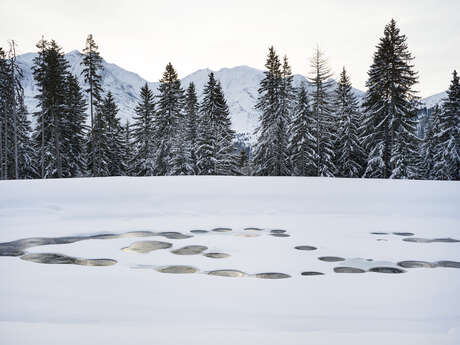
(0, 19, 458, 181)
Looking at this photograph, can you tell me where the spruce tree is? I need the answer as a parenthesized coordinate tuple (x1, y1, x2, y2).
(185, 82, 199, 174)
(15, 94, 35, 179)
(81, 34, 103, 131)
(361, 19, 419, 179)
(62, 74, 87, 177)
(131, 83, 156, 176)
(102, 92, 125, 176)
(333, 67, 365, 177)
(289, 83, 316, 176)
(433, 70, 460, 180)
(87, 98, 111, 177)
(32, 39, 69, 178)
(154, 63, 185, 175)
(196, 73, 236, 175)
(122, 120, 133, 176)
(81, 34, 103, 176)
(0, 47, 7, 179)
(420, 106, 440, 179)
(253, 46, 291, 176)
(308, 47, 336, 177)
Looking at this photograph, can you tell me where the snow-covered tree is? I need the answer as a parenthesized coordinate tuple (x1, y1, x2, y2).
(185, 82, 199, 174)
(361, 19, 419, 179)
(289, 83, 316, 176)
(32, 39, 69, 178)
(131, 83, 156, 176)
(154, 63, 185, 175)
(81, 34, 104, 177)
(102, 92, 125, 176)
(253, 46, 291, 176)
(122, 119, 133, 176)
(419, 106, 440, 179)
(333, 67, 365, 177)
(15, 94, 35, 179)
(170, 115, 192, 175)
(308, 47, 336, 177)
(0, 41, 34, 180)
(62, 73, 87, 177)
(433, 70, 460, 180)
(81, 34, 103, 131)
(196, 73, 236, 175)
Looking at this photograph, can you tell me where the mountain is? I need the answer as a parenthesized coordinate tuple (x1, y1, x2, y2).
(22, 50, 451, 137)
(420, 91, 447, 109)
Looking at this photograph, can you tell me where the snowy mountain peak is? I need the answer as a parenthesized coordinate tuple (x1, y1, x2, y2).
(16, 50, 443, 135)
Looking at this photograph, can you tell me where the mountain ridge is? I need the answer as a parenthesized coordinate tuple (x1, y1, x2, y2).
(16, 50, 442, 136)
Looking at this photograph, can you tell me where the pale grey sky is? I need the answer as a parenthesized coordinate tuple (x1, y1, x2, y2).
(1, 0, 459, 97)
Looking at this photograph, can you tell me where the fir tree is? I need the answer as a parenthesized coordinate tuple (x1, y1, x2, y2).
(185, 82, 199, 174)
(361, 19, 419, 179)
(131, 83, 156, 176)
(62, 74, 87, 177)
(81, 34, 103, 131)
(122, 120, 133, 176)
(102, 92, 125, 176)
(253, 46, 291, 176)
(154, 63, 185, 175)
(170, 115, 192, 175)
(196, 73, 236, 175)
(81, 34, 103, 176)
(32, 39, 70, 178)
(15, 94, 35, 179)
(333, 67, 365, 177)
(0, 47, 7, 179)
(87, 100, 110, 177)
(420, 106, 440, 179)
(433, 70, 460, 180)
(289, 83, 316, 176)
(308, 47, 336, 177)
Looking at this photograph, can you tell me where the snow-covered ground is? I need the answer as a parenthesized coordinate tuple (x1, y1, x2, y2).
(0, 176, 459, 345)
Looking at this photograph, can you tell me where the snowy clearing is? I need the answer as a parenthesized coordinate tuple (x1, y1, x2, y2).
(1, 176, 459, 345)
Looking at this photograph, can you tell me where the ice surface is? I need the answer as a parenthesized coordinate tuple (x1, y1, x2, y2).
(0, 176, 459, 345)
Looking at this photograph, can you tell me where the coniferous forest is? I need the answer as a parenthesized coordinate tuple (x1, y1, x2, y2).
(0, 20, 458, 181)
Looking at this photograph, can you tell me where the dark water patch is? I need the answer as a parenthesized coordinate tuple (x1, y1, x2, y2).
(393, 232, 415, 236)
(319, 256, 345, 262)
(255, 272, 291, 279)
(157, 265, 198, 274)
(398, 260, 435, 268)
(203, 252, 230, 259)
(211, 228, 232, 232)
(295, 245, 317, 251)
(270, 229, 287, 234)
(301, 271, 324, 276)
(171, 245, 208, 255)
(270, 233, 290, 238)
(157, 232, 193, 240)
(403, 237, 460, 243)
(79, 258, 117, 266)
(432, 238, 460, 243)
(334, 267, 365, 273)
(208, 269, 247, 278)
(121, 241, 172, 254)
(371, 232, 388, 235)
(376, 239, 388, 241)
(190, 230, 209, 234)
(244, 227, 263, 231)
(88, 233, 119, 240)
(435, 261, 460, 268)
(369, 267, 405, 274)
(20, 253, 116, 266)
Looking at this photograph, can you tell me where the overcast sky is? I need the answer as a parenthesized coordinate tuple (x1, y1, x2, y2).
(1, 0, 459, 97)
